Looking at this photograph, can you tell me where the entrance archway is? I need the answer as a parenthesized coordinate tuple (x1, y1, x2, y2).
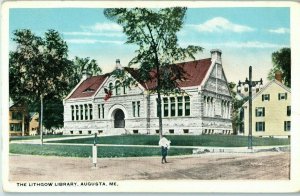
(114, 109, 125, 128)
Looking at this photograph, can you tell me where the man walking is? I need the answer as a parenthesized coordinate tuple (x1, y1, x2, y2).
(159, 137, 171, 164)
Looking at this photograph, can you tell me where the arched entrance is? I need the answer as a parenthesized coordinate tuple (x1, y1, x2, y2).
(114, 109, 125, 128)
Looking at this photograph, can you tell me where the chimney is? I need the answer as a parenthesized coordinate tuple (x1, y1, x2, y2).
(82, 69, 91, 80)
(275, 70, 282, 83)
(115, 59, 122, 70)
(210, 49, 222, 63)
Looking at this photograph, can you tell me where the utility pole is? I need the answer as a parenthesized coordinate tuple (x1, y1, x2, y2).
(237, 66, 263, 149)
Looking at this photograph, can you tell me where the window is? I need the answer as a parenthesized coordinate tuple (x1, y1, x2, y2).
(137, 101, 140, 117)
(98, 130, 103, 134)
(101, 104, 104, 119)
(123, 86, 127, 94)
(132, 101, 140, 117)
(163, 98, 169, 117)
(109, 83, 113, 91)
(185, 96, 190, 116)
(80, 105, 83, 120)
(170, 97, 175, 116)
(177, 97, 183, 116)
(98, 104, 101, 119)
(12, 112, 23, 120)
(183, 129, 189, 134)
(262, 94, 270, 101)
(287, 106, 291, 116)
(284, 121, 291, 131)
(75, 105, 79, 120)
(10, 123, 22, 132)
(71, 106, 74, 121)
(156, 130, 159, 134)
(115, 81, 121, 95)
(169, 129, 174, 134)
(278, 93, 287, 100)
(256, 122, 265, 132)
(89, 104, 93, 120)
(255, 107, 265, 117)
(84, 104, 88, 120)
(79, 131, 82, 134)
(132, 102, 136, 117)
(70, 131, 73, 134)
(88, 131, 92, 134)
(133, 130, 139, 134)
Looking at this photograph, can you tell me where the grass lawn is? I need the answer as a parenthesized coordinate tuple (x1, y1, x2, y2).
(10, 135, 77, 141)
(47, 134, 290, 147)
(9, 143, 193, 158)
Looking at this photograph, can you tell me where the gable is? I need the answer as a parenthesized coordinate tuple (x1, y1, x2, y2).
(94, 72, 144, 98)
(253, 81, 290, 101)
(203, 63, 231, 96)
(243, 80, 291, 106)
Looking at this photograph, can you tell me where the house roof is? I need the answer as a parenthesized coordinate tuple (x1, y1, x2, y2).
(69, 75, 109, 99)
(126, 58, 212, 90)
(68, 58, 212, 99)
(242, 79, 291, 106)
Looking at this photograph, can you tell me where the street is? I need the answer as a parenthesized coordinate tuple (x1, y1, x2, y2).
(9, 151, 290, 181)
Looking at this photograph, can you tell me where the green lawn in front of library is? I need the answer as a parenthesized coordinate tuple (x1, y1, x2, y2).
(47, 134, 290, 147)
(10, 134, 72, 141)
(9, 143, 193, 158)
(9, 135, 289, 158)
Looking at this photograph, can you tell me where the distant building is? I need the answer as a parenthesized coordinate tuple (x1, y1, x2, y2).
(63, 49, 233, 135)
(9, 102, 28, 136)
(240, 71, 291, 138)
(29, 112, 39, 136)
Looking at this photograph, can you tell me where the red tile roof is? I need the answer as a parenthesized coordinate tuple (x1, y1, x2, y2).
(69, 75, 108, 99)
(126, 58, 212, 90)
(68, 58, 212, 99)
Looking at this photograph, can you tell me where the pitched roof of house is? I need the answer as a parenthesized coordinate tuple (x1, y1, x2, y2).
(68, 58, 212, 99)
(126, 58, 212, 90)
(242, 79, 291, 106)
(69, 75, 109, 99)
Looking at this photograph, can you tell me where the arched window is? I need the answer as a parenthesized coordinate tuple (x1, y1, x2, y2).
(115, 80, 121, 95)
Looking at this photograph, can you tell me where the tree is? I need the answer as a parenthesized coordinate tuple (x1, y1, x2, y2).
(9, 29, 73, 133)
(228, 82, 248, 134)
(70, 56, 102, 89)
(104, 8, 203, 138)
(267, 47, 291, 87)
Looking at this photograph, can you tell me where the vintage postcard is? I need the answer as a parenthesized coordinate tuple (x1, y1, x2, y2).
(1, 0, 300, 193)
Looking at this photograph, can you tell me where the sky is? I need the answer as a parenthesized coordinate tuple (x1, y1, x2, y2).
(9, 7, 290, 84)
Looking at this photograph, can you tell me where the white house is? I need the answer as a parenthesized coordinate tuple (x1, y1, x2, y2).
(63, 49, 233, 135)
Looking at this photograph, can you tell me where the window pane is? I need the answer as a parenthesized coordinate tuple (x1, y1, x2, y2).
(101, 104, 105, 119)
(170, 97, 175, 116)
(178, 103, 183, 116)
(132, 102, 136, 117)
(80, 105, 83, 120)
(185, 96, 190, 116)
(89, 104, 93, 120)
(85, 105, 88, 120)
(137, 101, 140, 117)
(287, 106, 291, 116)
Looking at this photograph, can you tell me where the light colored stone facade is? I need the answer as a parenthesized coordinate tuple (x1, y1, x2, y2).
(63, 49, 233, 135)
